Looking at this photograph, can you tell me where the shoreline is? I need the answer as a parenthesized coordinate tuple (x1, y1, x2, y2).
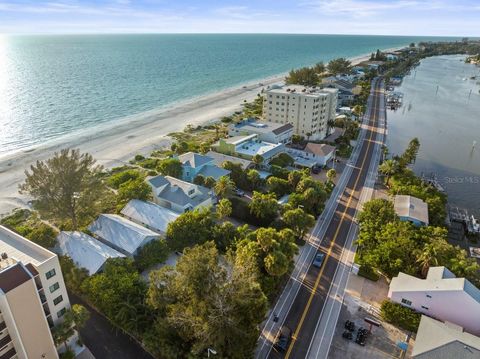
(0, 45, 404, 215)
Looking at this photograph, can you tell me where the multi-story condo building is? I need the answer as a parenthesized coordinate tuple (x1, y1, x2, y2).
(0, 225, 72, 359)
(263, 85, 338, 141)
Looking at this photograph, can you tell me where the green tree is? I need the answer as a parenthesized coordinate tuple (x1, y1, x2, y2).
(193, 174, 205, 186)
(59, 256, 89, 294)
(147, 242, 268, 358)
(157, 158, 183, 178)
(107, 169, 143, 189)
(204, 176, 216, 188)
(380, 300, 420, 332)
(249, 191, 279, 225)
(266, 176, 291, 197)
(326, 169, 337, 183)
(216, 198, 232, 219)
(116, 178, 151, 207)
(19, 148, 107, 229)
(247, 169, 262, 191)
(313, 62, 326, 74)
(81, 258, 151, 336)
(327, 57, 352, 75)
(285, 67, 319, 86)
(282, 208, 315, 240)
(166, 208, 215, 251)
(252, 154, 264, 169)
(134, 239, 169, 271)
(214, 176, 235, 198)
(400, 137, 420, 167)
(379, 159, 400, 186)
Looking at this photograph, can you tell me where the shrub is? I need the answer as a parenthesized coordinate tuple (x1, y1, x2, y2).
(380, 300, 421, 332)
(269, 153, 294, 168)
(134, 154, 145, 161)
(135, 239, 169, 271)
(357, 265, 379, 281)
(107, 169, 142, 189)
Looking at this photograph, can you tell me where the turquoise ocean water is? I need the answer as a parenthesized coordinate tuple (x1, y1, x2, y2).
(0, 34, 455, 157)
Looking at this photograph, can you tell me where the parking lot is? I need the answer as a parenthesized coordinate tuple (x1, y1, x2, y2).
(328, 275, 414, 359)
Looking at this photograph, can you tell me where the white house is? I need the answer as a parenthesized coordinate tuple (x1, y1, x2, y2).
(394, 195, 429, 226)
(147, 175, 214, 213)
(121, 199, 180, 235)
(88, 214, 160, 257)
(388, 267, 480, 336)
(413, 315, 480, 358)
(229, 118, 294, 144)
(286, 143, 335, 168)
(56, 231, 125, 275)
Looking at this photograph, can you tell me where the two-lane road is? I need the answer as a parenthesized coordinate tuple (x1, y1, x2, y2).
(256, 78, 385, 359)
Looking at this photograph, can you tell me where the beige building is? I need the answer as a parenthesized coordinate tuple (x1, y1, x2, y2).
(263, 85, 338, 141)
(0, 225, 73, 359)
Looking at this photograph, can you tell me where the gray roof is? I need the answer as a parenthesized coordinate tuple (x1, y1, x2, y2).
(394, 195, 429, 225)
(120, 199, 179, 234)
(413, 316, 480, 358)
(88, 214, 159, 255)
(56, 231, 125, 274)
(206, 151, 252, 170)
(197, 164, 230, 180)
(147, 175, 212, 208)
(272, 123, 294, 135)
(304, 143, 336, 157)
(232, 119, 294, 136)
(334, 79, 355, 90)
(178, 152, 213, 168)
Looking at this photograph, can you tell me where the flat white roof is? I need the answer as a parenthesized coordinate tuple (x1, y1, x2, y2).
(267, 85, 331, 98)
(57, 231, 125, 275)
(88, 214, 159, 255)
(236, 140, 282, 157)
(120, 199, 179, 234)
(0, 225, 55, 267)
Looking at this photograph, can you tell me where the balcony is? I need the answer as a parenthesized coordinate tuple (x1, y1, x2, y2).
(0, 335, 11, 350)
(0, 347, 15, 359)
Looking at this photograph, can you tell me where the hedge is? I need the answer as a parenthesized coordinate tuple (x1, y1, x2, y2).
(380, 300, 421, 332)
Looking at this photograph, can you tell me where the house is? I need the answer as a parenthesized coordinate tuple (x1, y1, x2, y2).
(229, 118, 294, 144)
(388, 267, 480, 335)
(337, 89, 355, 105)
(147, 175, 214, 213)
(88, 214, 160, 257)
(386, 53, 399, 61)
(394, 195, 429, 226)
(205, 151, 253, 170)
(286, 143, 336, 168)
(121, 199, 180, 235)
(213, 134, 285, 163)
(56, 231, 125, 275)
(177, 152, 230, 183)
(413, 315, 480, 358)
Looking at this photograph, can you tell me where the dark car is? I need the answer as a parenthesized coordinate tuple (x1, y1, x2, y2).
(312, 252, 326, 268)
(274, 326, 292, 352)
(311, 166, 320, 174)
(234, 188, 245, 197)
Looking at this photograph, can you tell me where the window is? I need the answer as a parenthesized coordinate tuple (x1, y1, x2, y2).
(401, 298, 412, 306)
(53, 295, 63, 306)
(49, 282, 60, 293)
(45, 269, 56, 280)
(421, 306, 429, 310)
(426, 294, 432, 298)
(57, 308, 66, 318)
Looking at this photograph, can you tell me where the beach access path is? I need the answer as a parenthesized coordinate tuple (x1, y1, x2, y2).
(0, 47, 401, 216)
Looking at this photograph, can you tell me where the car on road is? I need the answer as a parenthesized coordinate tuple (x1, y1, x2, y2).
(312, 252, 326, 268)
(274, 326, 292, 352)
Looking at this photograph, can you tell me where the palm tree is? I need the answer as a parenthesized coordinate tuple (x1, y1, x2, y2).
(214, 176, 235, 198)
(416, 243, 440, 278)
(252, 154, 264, 169)
(378, 159, 399, 186)
(326, 169, 337, 183)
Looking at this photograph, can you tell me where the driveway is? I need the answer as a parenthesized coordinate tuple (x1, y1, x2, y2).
(70, 294, 155, 359)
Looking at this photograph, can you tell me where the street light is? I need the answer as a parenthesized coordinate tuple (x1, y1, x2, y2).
(207, 348, 217, 358)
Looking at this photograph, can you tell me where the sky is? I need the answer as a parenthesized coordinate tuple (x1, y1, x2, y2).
(0, 0, 479, 36)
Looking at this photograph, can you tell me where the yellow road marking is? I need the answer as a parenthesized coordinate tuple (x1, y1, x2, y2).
(284, 83, 380, 359)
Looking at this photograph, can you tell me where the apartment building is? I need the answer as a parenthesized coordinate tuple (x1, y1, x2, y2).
(0, 225, 72, 359)
(388, 266, 480, 335)
(263, 85, 338, 141)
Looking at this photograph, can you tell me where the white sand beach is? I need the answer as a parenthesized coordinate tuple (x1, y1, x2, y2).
(0, 47, 401, 215)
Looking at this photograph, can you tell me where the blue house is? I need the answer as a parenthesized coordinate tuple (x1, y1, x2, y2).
(177, 152, 230, 183)
(394, 195, 429, 227)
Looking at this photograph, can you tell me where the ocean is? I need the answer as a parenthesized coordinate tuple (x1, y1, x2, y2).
(0, 34, 456, 157)
(386, 55, 480, 216)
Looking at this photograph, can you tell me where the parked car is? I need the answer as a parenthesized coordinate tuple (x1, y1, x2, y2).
(234, 188, 245, 197)
(274, 326, 292, 352)
(312, 252, 326, 268)
(311, 166, 320, 174)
